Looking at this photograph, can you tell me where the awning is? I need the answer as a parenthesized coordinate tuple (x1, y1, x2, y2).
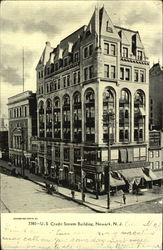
(119, 149, 127, 163)
(153, 170, 163, 180)
(143, 168, 161, 181)
(139, 107, 146, 116)
(110, 174, 125, 187)
(118, 168, 145, 183)
(143, 173, 151, 181)
(149, 170, 160, 181)
(127, 148, 133, 162)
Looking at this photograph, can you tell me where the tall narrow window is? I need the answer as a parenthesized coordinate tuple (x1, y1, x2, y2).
(111, 44, 115, 56)
(134, 70, 139, 82)
(125, 68, 130, 80)
(85, 89, 95, 143)
(138, 50, 143, 60)
(104, 43, 109, 54)
(84, 68, 88, 81)
(123, 47, 128, 58)
(120, 67, 124, 80)
(111, 66, 115, 79)
(53, 97, 61, 139)
(104, 64, 109, 78)
(73, 92, 82, 142)
(103, 88, 115, 143)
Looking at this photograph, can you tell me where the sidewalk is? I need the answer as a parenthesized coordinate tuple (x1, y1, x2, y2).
(1, 160, 163, 213)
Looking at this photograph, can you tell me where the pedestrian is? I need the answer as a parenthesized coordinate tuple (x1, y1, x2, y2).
(123, 193, 126, 204)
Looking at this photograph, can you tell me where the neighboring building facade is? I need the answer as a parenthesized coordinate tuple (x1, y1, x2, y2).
(8, 91, 37, 171)
(148, 131, 163, 183)
(0, 118, 8, 160)
(149, 63, 163, 130)
(34, 7, 150, 193)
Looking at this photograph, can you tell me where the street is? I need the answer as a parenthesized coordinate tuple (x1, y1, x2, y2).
(0, 172, 94, 213)
(112, 197, 163, 213)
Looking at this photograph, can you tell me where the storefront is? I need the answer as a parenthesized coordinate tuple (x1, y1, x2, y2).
(118, 168, 145, 193)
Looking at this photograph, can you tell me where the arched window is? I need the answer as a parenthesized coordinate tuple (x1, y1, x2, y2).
(134, 90, 145, 142)
(103, 88, 115, 143)
(73, 92, 82, 142)
(53, 97, 61, 139)
(119, 89, 130, 143)
(134, 90, 145, 106)
(63, 94, 70, 141)
(39, 101, 45, 137)
(85, 88, 95, 143)
(46, 99, 52, 138)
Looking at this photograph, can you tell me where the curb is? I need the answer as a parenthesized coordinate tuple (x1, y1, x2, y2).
(1, 164, 163, 213)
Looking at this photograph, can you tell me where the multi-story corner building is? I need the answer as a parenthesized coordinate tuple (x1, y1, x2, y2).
(148, 131, 163, 184)
(149, 63, 163, 130)
(8, 91, 37, 172)
(35, 7, 150, 193)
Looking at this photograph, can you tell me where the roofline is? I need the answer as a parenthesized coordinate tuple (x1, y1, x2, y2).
(60, 25, 87, 43)
(114, 25, 138, 34)
(8, 91, 35, 101)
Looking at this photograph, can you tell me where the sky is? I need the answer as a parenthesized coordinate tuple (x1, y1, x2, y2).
(0, 0, 162, 119)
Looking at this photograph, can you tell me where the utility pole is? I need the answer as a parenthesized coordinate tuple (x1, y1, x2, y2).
(107, 119, 111, 210)
(103, 110, 115, 210)
(21, 127, 25, 177)
(81, 159, 85, 201)
(77, 147, 85, 201)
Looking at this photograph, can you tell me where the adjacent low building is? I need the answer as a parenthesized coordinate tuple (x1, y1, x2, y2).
(147, 130, 163, 185)
(8, 91, 37, 174)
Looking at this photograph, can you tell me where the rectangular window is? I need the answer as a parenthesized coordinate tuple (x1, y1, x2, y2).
(74, 148, 81, 164)
(64, 148, 70, 161)
(120, 67, 124, 80)
(64, 58, 68, 67)
(140, 70, 145, 82)
(58, 79, 60, 89)
(78, 71, 80, 83)
(111, 65, 116, 79)
(84, 68, 88, 81)
(104, 64, 109, 78)
(55, 147, 60, 159)
(89, 66, 93, 79)
(134, 70, 139, 82)
(138, 50, 143, 60)
(150, 151, 154, 158)
(125, 129, 129, 140)
(63, 77, 66, 88)
(155, 161, 160, 169)
(84, 47, 88, 58)
(67, 75, 70, 87)
(123, 47, 128, 58)
(104, 43, 109, 54)
(119, 130, 124, 141)
(150, 162, 154, 170)
(89, 44, 93, 56)
(74, 52, 79, 62)
(73, 72, 77, 84)
(110, 44, 116, 56)
(125, 68, 130, 80)
(155, 151, 159, 157)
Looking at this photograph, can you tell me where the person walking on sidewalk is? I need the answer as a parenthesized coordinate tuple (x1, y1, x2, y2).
(123, 194, 126, 204)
